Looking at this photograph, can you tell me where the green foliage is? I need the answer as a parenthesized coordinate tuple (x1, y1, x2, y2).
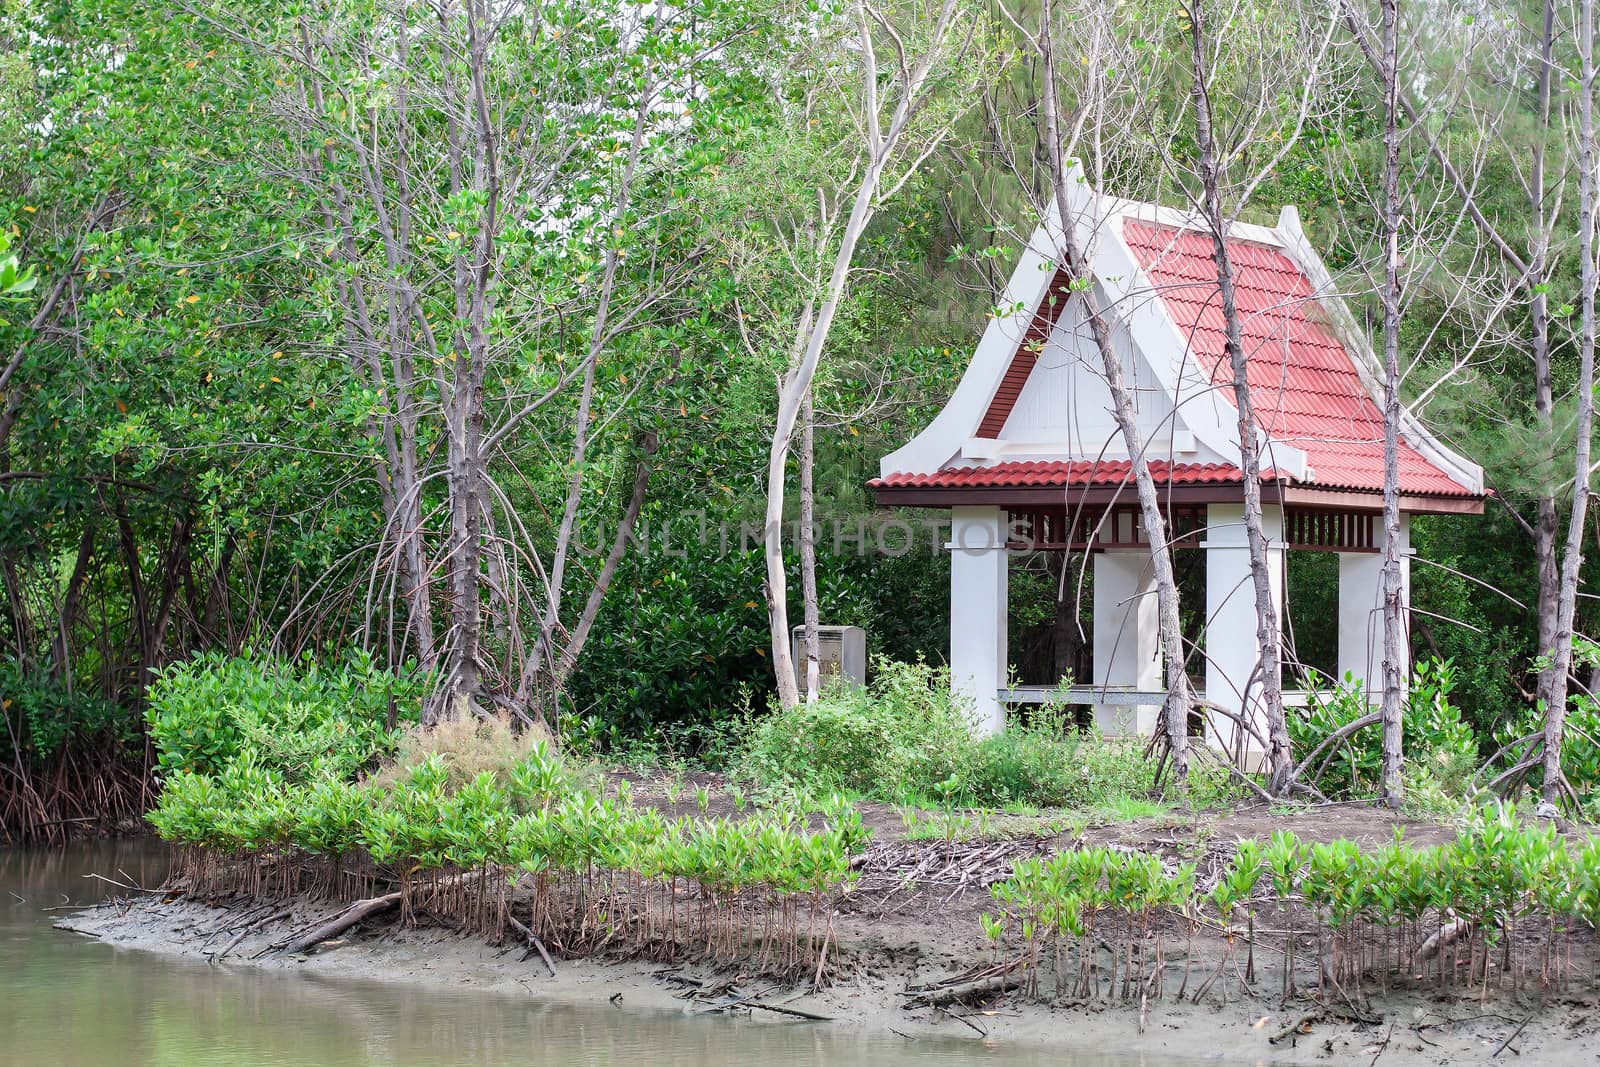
(0, 658, 127, 764)
(1496, 640, 1600, 797)
(987, 807, 1600, 1002)
(0, 0, 1593, 838)
(739, 659, 1241, 810)
(0, 232, 35, 300)
(145, 651, 429, 783)
(738, 658, 973, 798)
(568, 505, 954, 750)
(148, 726, 868, 975)
(1290, 659, 1478, 798)
(961, 709, 1090, 806)
(965, 713, 1241, 810)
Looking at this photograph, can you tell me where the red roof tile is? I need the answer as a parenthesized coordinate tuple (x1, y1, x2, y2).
(1121, 219, 1474, 497)
(871, 460, 1248, 490)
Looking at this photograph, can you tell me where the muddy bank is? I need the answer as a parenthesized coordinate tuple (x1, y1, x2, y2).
(64, 880, 1600, 1066)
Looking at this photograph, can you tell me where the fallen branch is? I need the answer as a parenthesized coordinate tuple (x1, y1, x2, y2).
(1287, 711, 1381, 786)
(277, 892, 401, 955)
(213, 909, 291, 962)
(1269, 1006, 1382, 1045)
(901, 973, 1018, 1006)
(1493, 1008, 1538, 1058)
(745, 999, 833, 1022)
(506, 914, 557, 977)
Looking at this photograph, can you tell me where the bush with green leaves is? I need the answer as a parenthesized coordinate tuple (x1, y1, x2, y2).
(961, 709, 1087, 806)
(146, 650, 430, 783)
(1496, 639, 1600, 800)
(739, 659, 1240, 810)
(966, 713, 1241, 809)
(1290, 658, 1477, 798)
(986, 806, 1600, 1004)
(148, 736, 867, 979)
(737, 658, 973, 799)
(0, 658, 128, 765)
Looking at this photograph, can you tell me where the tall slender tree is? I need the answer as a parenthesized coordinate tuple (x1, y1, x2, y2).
(1544, 0, 1599, 804)
(1031, 0, 1193, 791)
(759, 0, 988, 710)
(1375, 0, 1408, 808)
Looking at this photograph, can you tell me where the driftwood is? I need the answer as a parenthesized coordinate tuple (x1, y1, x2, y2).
(744, 999, 834, 1021)
(1416, 918, 1473, 963)
(278, 892, 401, 955)
(1269, 1006, 1382, 1046)
(506, 914, 558, 977)
(213, 909, 292, 961)
(900, 973, 1019, 1006)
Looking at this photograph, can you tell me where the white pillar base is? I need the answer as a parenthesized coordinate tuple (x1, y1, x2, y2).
(1203, 503, 1284, 761)
(1092, 550, 1161, 736)
(949, 506, 1008, 735)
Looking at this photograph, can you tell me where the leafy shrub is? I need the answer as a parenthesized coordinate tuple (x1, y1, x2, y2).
(963, 710, 1087, 806)
(147, 737, 869, 979)
(1290, 659, 1477, 798)
(987, 806, 1600, 1002)
(146, 649, 430, 783)
(740, 660, 1240, 810)
(1498, 639, 1600, 796)
(969, 718, 1239, 810)
(738, 658, 973, 799)
(0, 658, 128, 764)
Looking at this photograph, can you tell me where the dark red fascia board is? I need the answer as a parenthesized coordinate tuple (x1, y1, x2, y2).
(869, 482, 1486, 515)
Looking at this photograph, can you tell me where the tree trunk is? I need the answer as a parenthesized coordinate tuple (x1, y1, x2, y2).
(1038, 0, 1189, 791)
(1530, 0, 1564, 756)
(1543, 0, 1598, 803)
(800, 388, 821, 704)
(113, 499, 150, 692)
(545, 432, 659, 701)
(1185, 0, 1291, 792)
(439, 403, 487, 723)
(765, 0, 959, 710)
(1377, 0, 1407, 809)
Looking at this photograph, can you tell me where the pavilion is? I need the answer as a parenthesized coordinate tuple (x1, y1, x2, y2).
(869, 178, 1485, 754)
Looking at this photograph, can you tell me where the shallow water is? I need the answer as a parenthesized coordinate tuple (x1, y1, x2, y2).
(2, 841, 1218, 1067)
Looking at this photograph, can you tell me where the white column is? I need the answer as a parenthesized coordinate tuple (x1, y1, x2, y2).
(949, 506, 1009, 735)
(1203, 503, 1285, 761)
(1092, 551, 1161, 735)
(1338, 513, 1410, 698)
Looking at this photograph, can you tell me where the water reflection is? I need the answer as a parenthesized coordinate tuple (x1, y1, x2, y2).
(2, 842, 1198, 1067)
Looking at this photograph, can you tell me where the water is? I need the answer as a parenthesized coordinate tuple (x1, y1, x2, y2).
(1, 842, 1210, 1067)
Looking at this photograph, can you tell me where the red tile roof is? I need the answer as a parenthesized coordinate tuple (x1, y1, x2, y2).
(871, 460, 1248, 489)
(1121, 219, 1475, 497)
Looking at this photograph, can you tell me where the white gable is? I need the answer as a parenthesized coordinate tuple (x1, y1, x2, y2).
(881, 165, 1305, 480)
